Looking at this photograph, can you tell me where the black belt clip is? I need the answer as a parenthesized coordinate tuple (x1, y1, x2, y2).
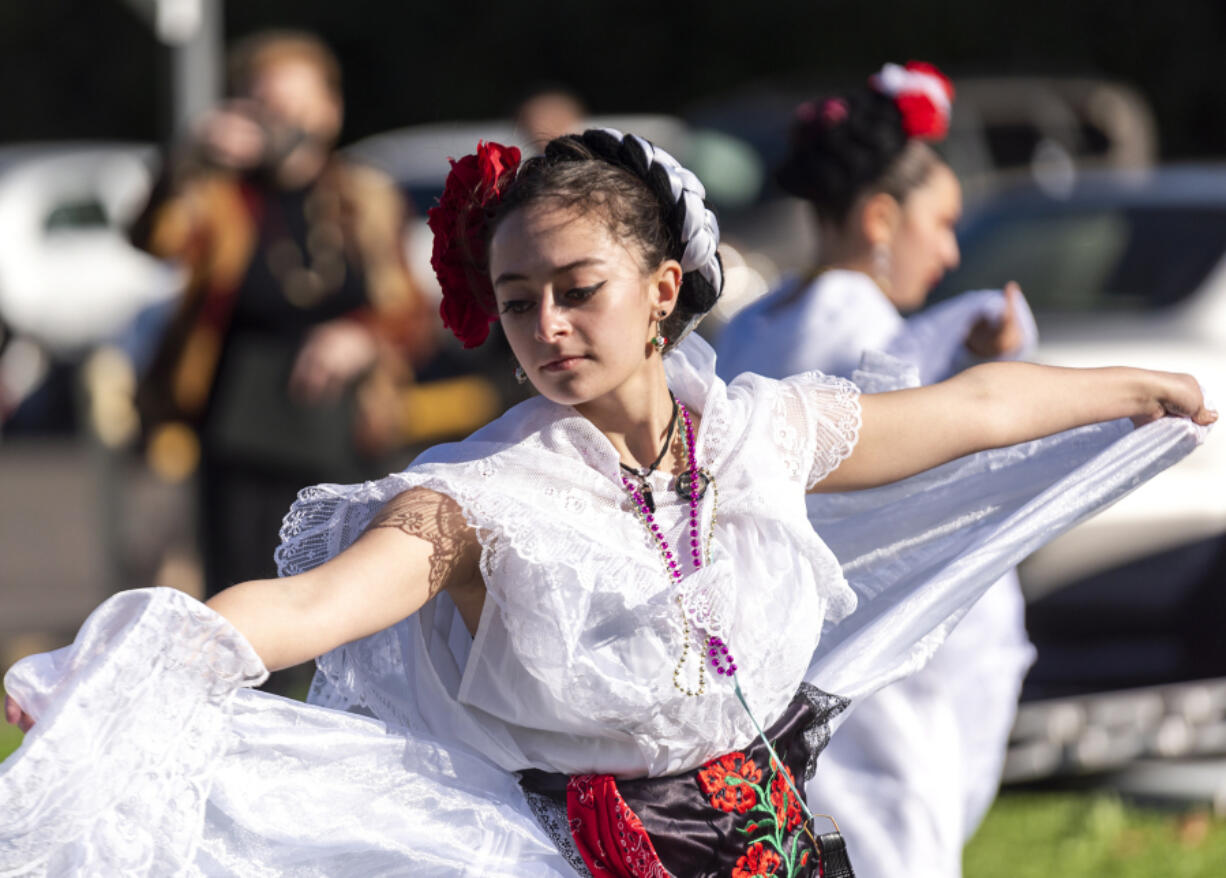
(810, 814, 855, 878)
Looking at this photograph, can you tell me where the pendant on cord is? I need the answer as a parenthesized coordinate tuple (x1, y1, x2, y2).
(637, 480, 656, 513)
(676, 468, 711, 502)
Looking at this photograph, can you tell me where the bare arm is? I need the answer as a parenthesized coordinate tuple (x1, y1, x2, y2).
(814, 362, 1215, 493)
(205, 487, 481, 671)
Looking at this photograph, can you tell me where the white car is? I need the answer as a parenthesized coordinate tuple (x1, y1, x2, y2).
(0, 143, 183, 354)
(0, 143, 184, 421)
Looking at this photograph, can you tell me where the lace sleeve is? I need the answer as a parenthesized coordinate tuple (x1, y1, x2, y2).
(273, 469, 496, 726)
(774, 371, 863, 490)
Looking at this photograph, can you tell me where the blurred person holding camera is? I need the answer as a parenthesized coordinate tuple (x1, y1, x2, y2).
(131, 30, 436, 600)
(718, 63, 1036, 878)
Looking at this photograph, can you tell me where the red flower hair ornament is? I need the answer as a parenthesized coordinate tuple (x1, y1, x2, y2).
(870, 61, 955, 141)
(427, 141, 522, 348)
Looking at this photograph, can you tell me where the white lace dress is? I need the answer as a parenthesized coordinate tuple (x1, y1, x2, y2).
(0, 335, 1205, 877)
(717, 270, 1039, 878)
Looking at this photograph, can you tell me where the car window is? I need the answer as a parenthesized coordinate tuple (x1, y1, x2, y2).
(936, 206, 1226, 312)
(45, 199, 109, 232)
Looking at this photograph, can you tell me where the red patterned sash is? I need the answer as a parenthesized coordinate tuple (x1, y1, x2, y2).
(566, 773, 670, 878)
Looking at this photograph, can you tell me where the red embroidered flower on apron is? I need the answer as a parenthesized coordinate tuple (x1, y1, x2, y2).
(733, 841, 783, 877)
(698, 751, 763, 813)
(696, 747, 818, 876)
(769, 761, 804, 833)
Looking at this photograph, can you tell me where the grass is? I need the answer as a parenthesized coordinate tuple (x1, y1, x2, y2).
(0, 721, 21, 763)
(964, 792, 1226, 877)
(2, 714, 1223, 877)
(0, 684, 24, 764)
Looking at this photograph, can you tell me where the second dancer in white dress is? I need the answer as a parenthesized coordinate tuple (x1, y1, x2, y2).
(719, 62, 1039, 878)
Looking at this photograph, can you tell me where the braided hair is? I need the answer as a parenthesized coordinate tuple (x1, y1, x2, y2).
(492, 129, 723, 351)
(775, 89, 944, 227)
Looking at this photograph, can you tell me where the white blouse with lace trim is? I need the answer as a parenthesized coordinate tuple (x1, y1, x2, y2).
(276, 334, 861, 778)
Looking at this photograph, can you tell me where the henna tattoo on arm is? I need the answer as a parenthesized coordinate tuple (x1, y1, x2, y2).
(366, 488, 482, 600)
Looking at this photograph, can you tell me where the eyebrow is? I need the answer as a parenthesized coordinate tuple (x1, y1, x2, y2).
(493, 258, 605, 287)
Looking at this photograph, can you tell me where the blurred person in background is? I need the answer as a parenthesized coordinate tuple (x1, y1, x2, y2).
(130, 30, 436, 601)
(514, 86, 587, 153)
(717, 62, 1037, 878)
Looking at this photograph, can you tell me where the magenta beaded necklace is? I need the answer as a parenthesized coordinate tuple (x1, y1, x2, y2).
(620, 399, 737, 696)
(621, 400, 827, 840)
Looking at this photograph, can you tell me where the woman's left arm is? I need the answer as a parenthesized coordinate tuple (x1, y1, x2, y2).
(813, 362, 1216, 493)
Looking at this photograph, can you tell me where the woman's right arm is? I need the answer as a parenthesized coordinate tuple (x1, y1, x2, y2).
(206, 486, 481, 672)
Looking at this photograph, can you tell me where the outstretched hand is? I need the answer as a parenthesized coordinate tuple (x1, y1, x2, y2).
(965, 282, 1026, 359)
(4, 694, 34, 733)
(1131, 371, 1217, 429)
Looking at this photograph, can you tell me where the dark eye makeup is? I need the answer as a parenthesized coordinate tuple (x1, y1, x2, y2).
(564, 281, 606, 302)
(498, 281, 605, 315)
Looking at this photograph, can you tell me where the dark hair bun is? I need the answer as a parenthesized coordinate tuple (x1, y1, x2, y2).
(775, 88, 907, 223)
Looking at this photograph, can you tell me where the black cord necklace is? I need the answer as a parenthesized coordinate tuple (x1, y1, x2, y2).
(619, 395, 679, 512)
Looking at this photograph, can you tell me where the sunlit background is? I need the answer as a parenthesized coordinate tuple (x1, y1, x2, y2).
(3, 2, 1226, 874)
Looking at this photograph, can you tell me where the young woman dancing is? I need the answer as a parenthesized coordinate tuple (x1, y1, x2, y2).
(2, 128, 1212, 877)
